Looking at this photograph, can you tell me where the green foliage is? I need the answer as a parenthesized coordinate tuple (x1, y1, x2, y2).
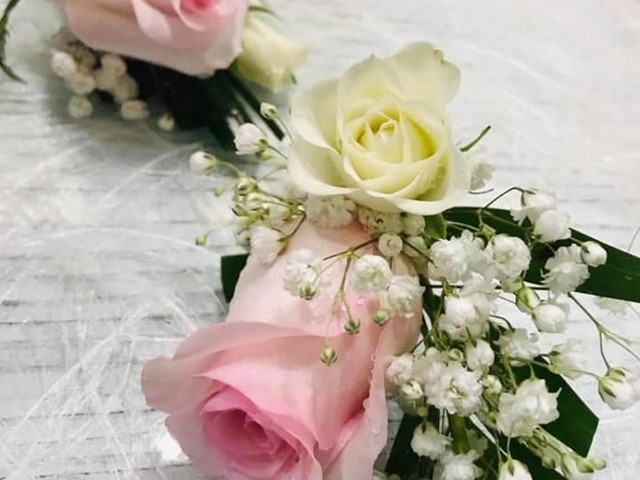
(0, 0, 24, 81)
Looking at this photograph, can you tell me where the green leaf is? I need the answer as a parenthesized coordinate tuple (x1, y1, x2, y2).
(424, 214, 447, 239)
(0, 0, 24, 82)
(221, 254, 248, 302)
(385, 414, 422, 477)
(443, 207, 640, 302)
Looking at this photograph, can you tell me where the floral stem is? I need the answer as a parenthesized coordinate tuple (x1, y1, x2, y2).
(322, 238, 377, 261)
(460, 125, 491, 152)
(449, 414, 471, 454)
(568, 292, 611, 369)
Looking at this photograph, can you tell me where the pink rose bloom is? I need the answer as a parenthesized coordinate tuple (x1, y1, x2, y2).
(63, 0, 248, 76)
(142, 222, 421, 479)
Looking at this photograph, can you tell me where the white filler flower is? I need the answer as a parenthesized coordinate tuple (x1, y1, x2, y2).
(533, 210, 571, 243)
(234, 123, 267, 155)
(305, 195, 356, 227)
(350, 255, 393, 293)
(543, 245, 590, 294)
(250, 226, 285, 264)
(497, 379, 559, 438)
(411, 423, 451, 459)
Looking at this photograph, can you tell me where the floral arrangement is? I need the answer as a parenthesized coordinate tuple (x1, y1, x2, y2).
(0, 0, 307, 149)
(141, 43, 640, 480)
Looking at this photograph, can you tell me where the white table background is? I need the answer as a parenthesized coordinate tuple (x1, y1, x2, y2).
(1, 0, 639, 479)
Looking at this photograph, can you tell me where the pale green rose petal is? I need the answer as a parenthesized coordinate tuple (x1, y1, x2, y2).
(358, 156, 440, 194)
(290, 78, 340, 150)
(384, 42, 460, 111)
(343, 142, 398, 180)
(336, 55, 404, 128)
(289, 137, 357, 197)
(398, 111, 437, 164)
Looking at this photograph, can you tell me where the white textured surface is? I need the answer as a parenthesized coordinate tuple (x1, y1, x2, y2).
(1, 0, 640, 479)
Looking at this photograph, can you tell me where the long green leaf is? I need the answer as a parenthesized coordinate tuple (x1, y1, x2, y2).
(444, 207, 640, 302)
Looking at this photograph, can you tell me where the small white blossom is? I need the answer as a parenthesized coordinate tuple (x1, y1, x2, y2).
(543, 245, 590, 294)
(549, 340, 587, 379)
(101, 53, 127, 77)
(411, 423, 451, 459)
(51, 50, 77, 79)
(515, 286, 541, 314)
(533, 210, 571, 243)
(486, 235, 531, 281)
(67, 72, 96, 95)
(112, 75, 139, 103)
(512, 190, 557, 224)
(466, 339, 495, 371)
(497, 329, 540, 364)
(250, 226, 285, 264)
(439, 296, 487, 341)
(483, 375, 503, 396)
(266, 204, 292, 227)
(424, 361, 483, 415)
(429, 238, 471, 283)
(402, 214, 426, 236)
(350, 255, 393, 294)
(532, 301, 568, 333)
(497, 379, 559, 438)
(386, 353, 415, 386)
(413, 347, 450, 384)
(436, 451, 482, 480)
(358, 208, 403, 234)
(120, 100, 149, 120)
(283, 249, 319, 297)
(94, 67, 119, 91)
(378, 233, 403, 257)
(598, 368, 638, 410)
(560, 454, 603, 480)
(467, 430, 488, 457)
(68, 95, 93, 119)
(189, 151, 216, 174)
(157, 113, 176, 132)
(305, 195, 356, 227)
(498, 459, 532, 480)
(234, 123, 267, 155)
(580, 241, 607, 267)
(381, 275, 424, 317)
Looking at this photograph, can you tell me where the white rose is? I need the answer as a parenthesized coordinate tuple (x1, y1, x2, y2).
(289, 43, 469, 215)
(233, 14, 308, 93)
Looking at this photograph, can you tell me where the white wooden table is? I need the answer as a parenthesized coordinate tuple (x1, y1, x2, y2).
(1, 0, 639, 478)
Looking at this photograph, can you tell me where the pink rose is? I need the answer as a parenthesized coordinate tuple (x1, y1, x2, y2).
(63, 0, 248, 76)
(142, 223, 421, 479)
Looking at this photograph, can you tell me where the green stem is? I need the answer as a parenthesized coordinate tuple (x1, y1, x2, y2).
(448, 414, 470, 454)
(460, 125, 491, 152)
(0, 0, 23, 81)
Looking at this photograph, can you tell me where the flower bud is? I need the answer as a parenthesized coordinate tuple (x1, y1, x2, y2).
(498, 459, 532, 480)
(344, 318, 361, 335)
(320, 347, 338, 366)
(298, 282, 317, 301)
(589, 457, 607, 470)
(532, 302, 567, 333)
(580, 241, 607, 267)
(541, 455, 557, 470)
(260, 102, 278, 120)
(598, 368, 637, 410)
(372, 309, 390, 326)
(516, 286, 541, 313)
(157, 113, 175, 132)
(447, 348, 465, 363)
(378, 233, 403, 257)
(189, 151, 216, 174)
(194, 235, 207, 246)
(466, 339, 495, 371)
(234, 123, 268, 155)
(482, 374, 503, 396)
(400, 380, 424, 401)
(533, 210, 571, 243)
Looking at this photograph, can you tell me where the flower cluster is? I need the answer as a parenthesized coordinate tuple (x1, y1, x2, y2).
(50, 32, 151, 122)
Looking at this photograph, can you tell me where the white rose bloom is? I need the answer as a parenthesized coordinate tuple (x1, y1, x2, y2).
(305, 195, 356, 227)
(233, 14, 308, 92)
(378, 233, 404, 257)
(411, 423, 451, 459)
(466, 339, 495, 371)
(234, 123, 267, 155)
(598, 368, 638, 410)
(512, 190, 557, 224)
(532, 301, 568, 334)
(533, 210, 572, 243)
(429, 238, 471, 283)
(283, 249, 319, 297)
(382, 275, 425, 317)
(549, 340, 587, 379)
(250, 226, 285, 264)
(498, 459, 532, 480)
(543, 245, 590, 294)
(580, 241, 607, 267)
(402, 214, 427, 236)
(486, 235, 531, 281)
(437, 451, 482, 480)
(497, 379, 560, 438)
(386, 353, 415, 386)
(439, 296, 487, 341)
(289, 43, 469, 216)
(350, 254, 393, 293)
(497, 329, 540, 364)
